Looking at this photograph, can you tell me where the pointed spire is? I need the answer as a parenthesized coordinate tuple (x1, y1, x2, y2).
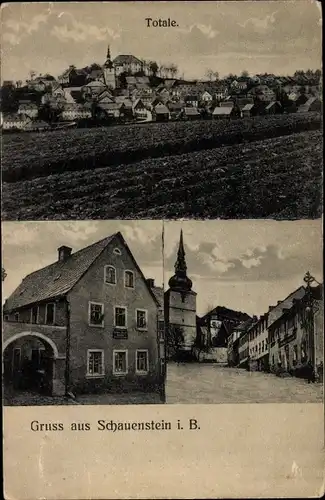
(106, 45, 111, 61)
(168, 229, 192, 292)
(175, 229, 187, 275)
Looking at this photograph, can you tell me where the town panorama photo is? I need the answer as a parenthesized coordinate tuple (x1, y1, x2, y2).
(1, 1, 322, 220)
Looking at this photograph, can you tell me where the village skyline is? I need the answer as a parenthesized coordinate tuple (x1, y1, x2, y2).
(1, 1, 322, 83)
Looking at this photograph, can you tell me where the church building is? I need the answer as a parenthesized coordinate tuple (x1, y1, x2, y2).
(102, 45, 116, 90)
(164, 230, 197, 353)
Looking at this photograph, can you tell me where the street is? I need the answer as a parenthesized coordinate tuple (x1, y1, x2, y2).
(3, 362, 323, 406)
(166, 362, 323, 403)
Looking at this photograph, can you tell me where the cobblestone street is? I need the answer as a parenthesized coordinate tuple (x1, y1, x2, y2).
(165, 362, 323, 403)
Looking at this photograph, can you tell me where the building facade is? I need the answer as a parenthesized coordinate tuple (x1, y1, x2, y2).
(164, 230, 197, 353)
(3, 233, 162, 396)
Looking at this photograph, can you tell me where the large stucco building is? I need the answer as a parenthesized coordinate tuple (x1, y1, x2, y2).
(3, 232, 163, 397)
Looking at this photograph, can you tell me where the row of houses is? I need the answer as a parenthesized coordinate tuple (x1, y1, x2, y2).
(230, 283, 323, 380)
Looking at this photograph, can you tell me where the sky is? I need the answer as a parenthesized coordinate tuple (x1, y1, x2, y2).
(164, 219, 323, 317)
(2, 220, 164, 302)
(2, 219, 322, 317)
(1, 1, 322, 82)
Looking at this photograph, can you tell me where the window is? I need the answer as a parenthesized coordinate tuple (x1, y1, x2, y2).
(4, 315, 9, 321)
(87, 350, 104, 377)
(113, 247, 122, 255)
(14, 312, 20, 322)
(136, 309, 148, 330)
(136, 350, 149, 374)
(45, 303, 55, 325)
(262, 340, 264, 352)
(89, 302, 104, 327)
(114, 306, 127, 328)
(31, 306, 39, 324)
(104, 266, 116, 285)
(124, 270, 134, 288)
(113, 350, 128, 375)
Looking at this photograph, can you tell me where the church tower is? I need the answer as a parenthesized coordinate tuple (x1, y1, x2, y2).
(103, 44, 116, 89)
(164, 230, 197, 352)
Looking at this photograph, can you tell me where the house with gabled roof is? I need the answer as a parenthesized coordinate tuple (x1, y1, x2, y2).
(3, 232, 163, 397)
(113, 54, 143, 75)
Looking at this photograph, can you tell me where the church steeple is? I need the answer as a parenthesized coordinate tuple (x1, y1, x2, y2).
(106, 45, 111, 61)
(104, 44, 113, 69)
(168, 230, 193, 292)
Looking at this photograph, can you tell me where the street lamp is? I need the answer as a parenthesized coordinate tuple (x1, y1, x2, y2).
(303, 271, 320, 380)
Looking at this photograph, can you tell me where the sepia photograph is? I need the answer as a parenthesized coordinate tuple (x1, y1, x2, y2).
(2, 220, 164, 406)
(1, 0, 322, 220)
(1, 1, 324, 499)
(163, 219, 323, 403)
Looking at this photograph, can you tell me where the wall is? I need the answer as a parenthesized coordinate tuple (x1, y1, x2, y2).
(166, 289, 197, 350)
(67, 237, 160, 393)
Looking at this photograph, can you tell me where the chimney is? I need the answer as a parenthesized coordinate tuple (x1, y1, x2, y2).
(268, 305, 275, 312)
(146, 278, 155, 288)
(277, 300, 282, 305)
(58, 245, 72, 262)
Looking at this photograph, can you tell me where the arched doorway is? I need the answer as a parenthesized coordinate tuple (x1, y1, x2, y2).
(3, 332, 59, 396)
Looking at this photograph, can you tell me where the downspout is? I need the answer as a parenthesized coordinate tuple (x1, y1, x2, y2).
(65, 297, 71, 396)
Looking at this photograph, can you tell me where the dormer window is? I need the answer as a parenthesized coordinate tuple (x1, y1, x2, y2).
(104, 265, 116, 285)
(113, 248, 122, 255)
(124, 270, 134, 289)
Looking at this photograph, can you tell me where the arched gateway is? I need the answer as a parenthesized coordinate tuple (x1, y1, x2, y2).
(3, 331, 62, 396)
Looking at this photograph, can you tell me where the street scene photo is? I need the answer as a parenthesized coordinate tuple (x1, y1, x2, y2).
(2, 220, 165, 406)
(1, 1, 322, 220)
(163, 219, 323, 403)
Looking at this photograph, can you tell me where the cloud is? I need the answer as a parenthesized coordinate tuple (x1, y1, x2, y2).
(238, 11, 277, 33)
(51, 14, 120, 43)
(3, 13, 50, 45)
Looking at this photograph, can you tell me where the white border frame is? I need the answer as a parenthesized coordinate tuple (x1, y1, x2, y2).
(45, 302, 56, 325)
(88, 301, 105, 328)
(86, 349, 105, 378)
(135, 308, 148, 331)
(113, 349, 128, 376)
(114, 305, 127, 329)
(104, 265, 116, 285)
(135, 349, 149, 375)
(124, 269, 135, 289)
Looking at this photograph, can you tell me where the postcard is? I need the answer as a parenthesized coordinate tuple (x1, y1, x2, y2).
(1, 1, 323, 499)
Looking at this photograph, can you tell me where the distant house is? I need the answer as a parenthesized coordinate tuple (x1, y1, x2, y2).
(264, 101, 282, 115)
(58, 66, 87, 87)
(83, 80, 107, 97)
(59, 103, 92, 121)
(212, 106, 234, 119)
(153, 103, 170, 122)
(215, 86, 228, 100)
(184, 95, 199, 107)
(132, 98, 148, 119)
(23, 120, 50, 132)
(200, 91, 213, 103)
(17, 102, 38, 119)
(2, 113, 31, 130)
(183, 107, 201, 120)
(52, 84, 66, 99)
(297, 97, 321, 113)
(98, 102, 123, 119)
(241, 103, 255, 118)
(248, 85, 275, 102)
(86, 68, 105, 83)
(113, 55, 143, 75)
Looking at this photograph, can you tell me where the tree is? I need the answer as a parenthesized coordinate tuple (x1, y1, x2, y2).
(149, 61, 159, 77)
(213, 71, 219, 81)
(205, 69, 214, 81)
(170, 64, 178, 79)
(38, 102, 64, 123)
(167, 325, 185, 359)
(30, 70, 36, 80)
(241, 70, 249, 78)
